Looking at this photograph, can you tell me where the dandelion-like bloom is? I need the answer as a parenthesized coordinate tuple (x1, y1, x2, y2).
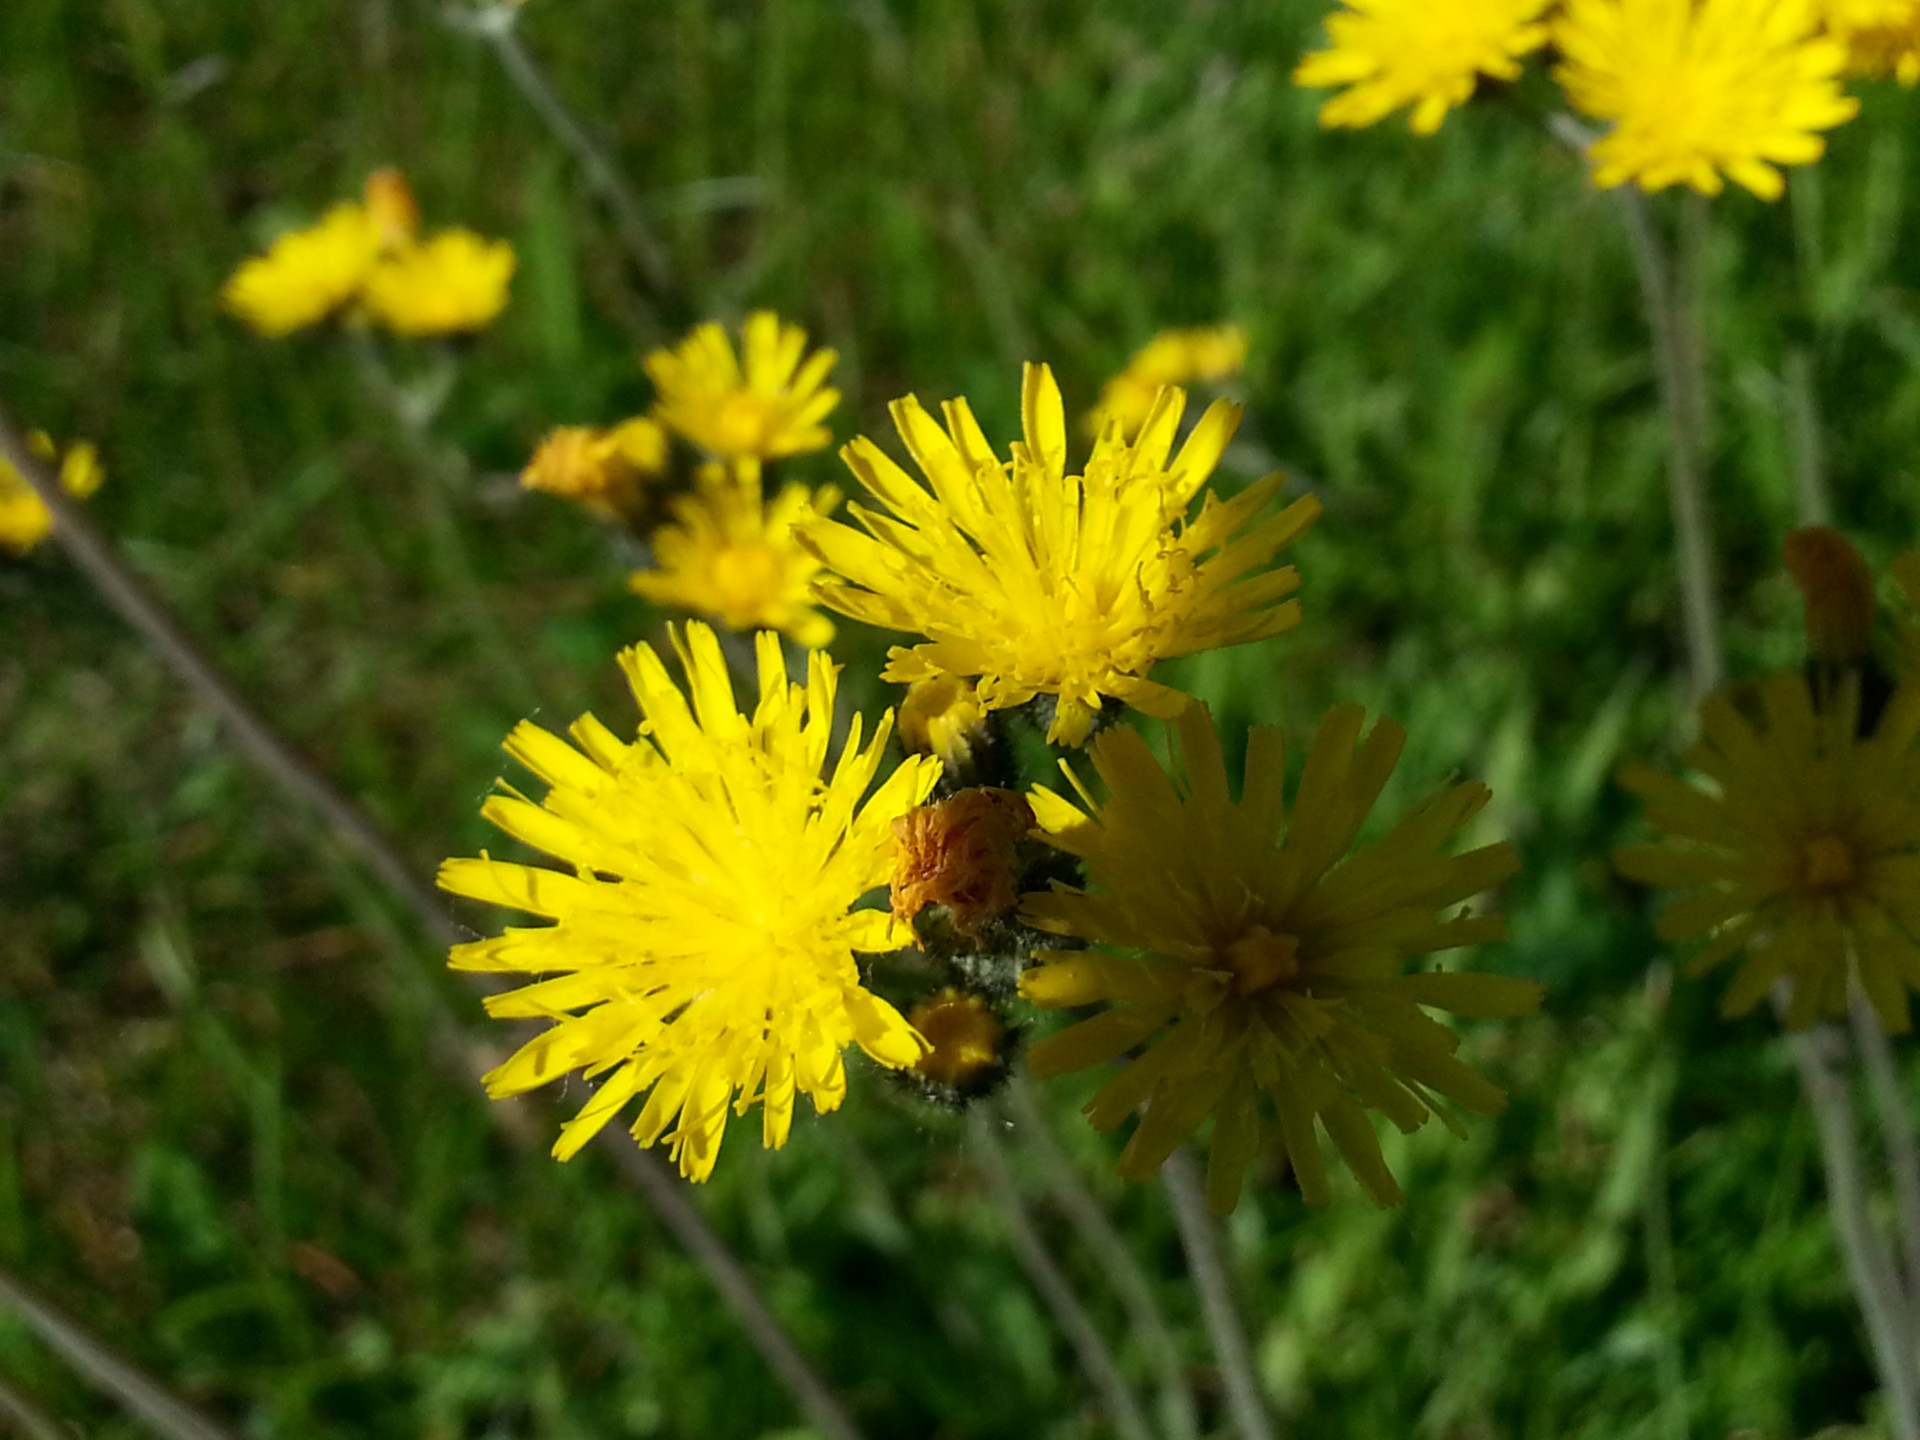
(1021, 704, 1540, 1212)
(1293, 0, 1554, 135)
(222, 204, 382, 336)
(1554, 0, 1860, 200)
(1091, 325, 1248, 442)
(0, 432, 103, 555)
(522, 417, 669, 521)
(630, 467, 841, 647)
(363, 229, 515, 337)
(644, 312, 839, 462)
(1821, 0, 1920, 81)
(438, 623, 943, 1179)
(807, 364, 1321, 747)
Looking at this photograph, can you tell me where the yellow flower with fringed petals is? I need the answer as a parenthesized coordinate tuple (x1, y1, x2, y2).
(807, 363, 1321, 747)
(645, 312, 839, 462)
(0, 432, 103, 555)
(439, 623, 942, 1180)
(631, 466, 841, 647)
(363, 229, 515, 337)
(522, 417, 669, 521)
(1020, 704, 1541, 1213)
(1554, 0, 1860, 200)
(1091, 325, 1248, 442)
(1820, 0, 1920, 81)
(222, 203, 383, 336)
(1294, 0, 1554, 135)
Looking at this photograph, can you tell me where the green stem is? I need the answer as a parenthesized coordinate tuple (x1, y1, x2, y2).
(1162, 1148, 1277, 1440)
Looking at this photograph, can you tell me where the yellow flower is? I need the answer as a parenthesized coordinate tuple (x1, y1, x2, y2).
(907, 990, 1009, 1094)
(644, 312, 840, 462)
(1091, 325, 1248, 442)
(1554, 0, 1860, 200)
(1020, 704, 1539, 1213)
(438, 623, 943, 1180)
(362, 167, 422, 251)
(521, 417, 669, 521)
(222, 203, 382, 336)
(0, 431, 104, 555)
(630, 466, 841, 647)
(362, 229, 515, 337)
(807, 363, 1321, 747)
(1820, 0, 1920, 81)
(1617, 670, 1920, 1031)
(1293, 0, 1554, 135)
(899, 676, 991, 773)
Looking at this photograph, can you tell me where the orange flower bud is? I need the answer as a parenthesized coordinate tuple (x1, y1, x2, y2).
(891, 788, 1035, 938)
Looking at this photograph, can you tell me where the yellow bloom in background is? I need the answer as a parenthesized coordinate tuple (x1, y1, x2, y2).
(438, 623, 943, 1180)
(1554, 0, 1860, 199)
(521, 416, 669, 521)
(1020, 704, 1540, 1213)
(631, 466, 841, 647)
(1091, 325, 1248, 442)
(0, 431, 103, 555)
(645, 312, 839, 462)
(222, 203, 382, 336)
(362, 166, 422, 251)
(899, 675, 991, 773)
(1820, 0, 1920, 81)
(1293, 0, 1554, 135)
(807, 363, 1321, 747)
(363, 229, 516, 337)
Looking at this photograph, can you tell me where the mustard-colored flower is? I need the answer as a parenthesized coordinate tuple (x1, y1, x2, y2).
(1091, 325, 1248, 442)
(807, 363, 1321, 747)
(362, 167, 422, 251)
(1821, 0, 1920, 81)
(521, 417, 669, 521)
(438, 623, 943, 1180)
(644, 312, 839, 462)
(1554, 0, 1860, 200)
(630, 466, 840, 647)
(907, 990, 1009, 1093)
(1021, 704, 1539, 1212)
(899, 676, 991, 773)
(1293, 0, 1554, 135)
(0, 431, 103, 555)
(363, 229, 515, 337)
(222, 203, 383, 336)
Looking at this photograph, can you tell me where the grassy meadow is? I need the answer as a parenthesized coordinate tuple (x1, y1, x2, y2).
(6, 0, 1920, 1435)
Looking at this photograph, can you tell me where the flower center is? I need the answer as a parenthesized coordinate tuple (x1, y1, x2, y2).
(713, 392, 781, 454)
(711, 543, 784, 615)
(1220, 923, 1301, 997)
(1800, 833, 1859, 893)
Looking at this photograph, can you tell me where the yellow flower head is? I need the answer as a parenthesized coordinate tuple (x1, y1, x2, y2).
(1021, 704, 1539, 1213)
(630, 466, 841, 648)
(907, 990, 1009, 1093)
(807, 363, 1322, 747)
(521, 417, 669, 521)
(1554, 0, 1861, 200)
(438, 623, 943, 1180)
(1617, 670, 1920, 1031)
(899, 675, 991, 773)
(644, 312, 840, 462)
(0, 431, 103, 555)
(1091, 325, 1249, 442)
(1820, 0, 1920, 82)
(363, 229, 515, 337)
(222, 203, 382, 336)
(1293, 0, 1554, 135)
(362, 167, 422, 252)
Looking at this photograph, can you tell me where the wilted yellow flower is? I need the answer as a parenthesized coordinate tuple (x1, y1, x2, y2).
(439, 623, 943, 1180)
(521, 417, 669, 520)
(1554, 0, 1860, 200)
(222, 203, 382, 336)
(807, 363, 1320, 747)
(0, 431, 103, 555)
(630, 466, 840, 647)
(1021, 704, 1539, 1213)
(363, 229, 515, 336)
(1294, 0, 1554, 135)
(645, 312, 839, 462)
(907, 990, 1008, 1093)
(1091, 325, 1248, 442)
(899, 676, 991, 773)
(892, 788, 1036, 938)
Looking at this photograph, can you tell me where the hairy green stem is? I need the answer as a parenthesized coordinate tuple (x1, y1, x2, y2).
(1162, 1148, 1277, 1440)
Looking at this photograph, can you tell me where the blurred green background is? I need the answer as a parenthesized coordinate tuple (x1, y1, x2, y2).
(5, 0, 1920, 1435)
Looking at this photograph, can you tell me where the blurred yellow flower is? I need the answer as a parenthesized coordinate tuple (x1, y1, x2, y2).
(0, 431, 103, 555)
(807, 363, 1320, 746)
(1091, 325, 1248, 442)
(363, 229, 516, 337)
(439, 622, 942, 1180)
(899, 675, 991, 773)
(1020, 704, 1539, 1212)
(630, 466, 840, 647)
(362, 167, 423, 251)
(906, 990, 1008, 1094)
(644, 312, 839, 462)
(521, 417, 669, 521)
(222, 203, 382, 336)
(1294, 0, 1554, 135)
(1554, 0, 1860, 199)
(1820, 0, 1920, 80)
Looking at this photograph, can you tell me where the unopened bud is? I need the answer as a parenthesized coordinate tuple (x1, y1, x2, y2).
(892, 787, 1034, 938)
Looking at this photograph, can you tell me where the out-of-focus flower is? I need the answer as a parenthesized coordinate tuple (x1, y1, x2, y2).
(0, 431, 103, 555)
(1091, 325, 1248, 442)
(362, 167, 422, 251)
(807, 363, 1320, 747)
(892, 787, 1036, 937)
(899, 676, 991, 773)
(1554, 0, 1859, 199)
(907, 990, 1009, 1093)
(439, 623, 943, 1180)
(363, 229, 516, 337)
(1820, 0, 1920, 82)
(222, 203, 383, 336)
(644, 312, 840, 462)
(1294, 0, 1554, 135)
(521, 417, 670, 521)
(1020, 703, 1538, 1212)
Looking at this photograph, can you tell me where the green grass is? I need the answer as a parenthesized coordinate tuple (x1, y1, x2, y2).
(5, 1, 1920, 1436)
